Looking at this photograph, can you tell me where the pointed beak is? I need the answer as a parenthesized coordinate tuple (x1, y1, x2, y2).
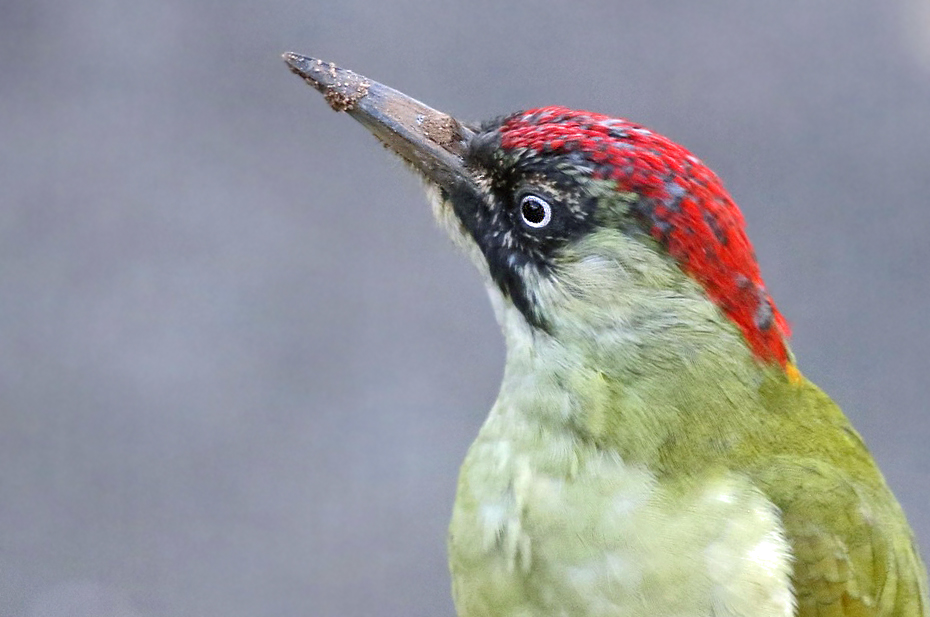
(283, 53, 476, 190)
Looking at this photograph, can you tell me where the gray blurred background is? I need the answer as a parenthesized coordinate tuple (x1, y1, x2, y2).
(2, 1, 929, 616)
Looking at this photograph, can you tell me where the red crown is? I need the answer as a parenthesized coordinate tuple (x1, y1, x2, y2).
(501, 107, 791, 366)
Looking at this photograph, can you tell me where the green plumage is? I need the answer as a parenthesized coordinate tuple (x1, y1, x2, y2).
(442, 226, 928, 617)
(282, 55, 928, 616)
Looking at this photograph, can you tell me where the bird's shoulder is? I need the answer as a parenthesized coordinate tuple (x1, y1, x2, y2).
(745, 376, 929, 617)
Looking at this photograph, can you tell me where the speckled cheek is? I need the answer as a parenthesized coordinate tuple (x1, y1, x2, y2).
(425, 184, 490, 276)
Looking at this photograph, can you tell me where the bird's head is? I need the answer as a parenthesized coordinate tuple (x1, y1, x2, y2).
(286, 55, 794, 375)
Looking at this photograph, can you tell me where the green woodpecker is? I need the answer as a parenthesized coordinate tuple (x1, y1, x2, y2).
(284, 53, 928, 617)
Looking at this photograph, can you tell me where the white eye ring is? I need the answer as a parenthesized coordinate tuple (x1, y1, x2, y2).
(519, 194, 552, 228)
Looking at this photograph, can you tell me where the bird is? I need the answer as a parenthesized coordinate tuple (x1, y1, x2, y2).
(283, 53, 929, 617)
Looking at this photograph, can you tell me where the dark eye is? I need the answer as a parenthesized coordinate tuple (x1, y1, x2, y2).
(519, 194, 552, 228)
